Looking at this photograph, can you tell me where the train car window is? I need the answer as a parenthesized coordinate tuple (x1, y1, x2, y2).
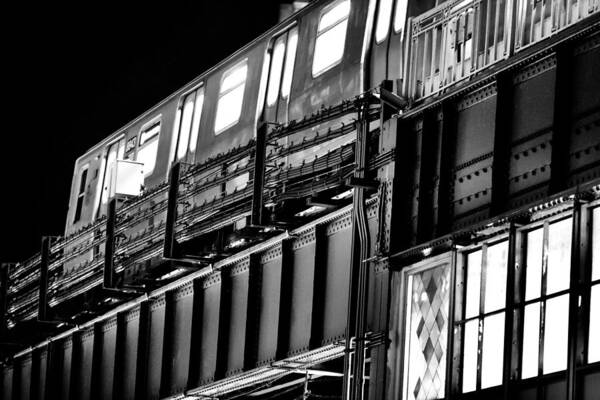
(521, 217, 572, 378)
(312, 0, 351, 77)
(375, 0, 394, 43)
(99, 139, 125, 212)
(174, 87, 204, 160)
(73, 166, 89, 223)
(281, 27, 298, 98)
(393, 0, 408, 36)
(215, 60, 248, 134)
(267, 36, 286, 106)
(137, 120, 161, 177)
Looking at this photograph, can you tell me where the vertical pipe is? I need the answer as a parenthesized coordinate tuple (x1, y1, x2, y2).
(566, 200, 583, 400)
(503, 224, 518, 400)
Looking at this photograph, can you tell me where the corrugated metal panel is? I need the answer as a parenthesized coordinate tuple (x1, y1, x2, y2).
(226, 260, 250, 375)
(146, 295, 166, 400)
(99, 317, 118, 400)
(198, 274, 222, 385)
(121, 307, 141, 400)
(257, 247, 283, 364)
(2, 365, 13, 400)
(166, 282, 194, 395)
(289, 237, 316, 354)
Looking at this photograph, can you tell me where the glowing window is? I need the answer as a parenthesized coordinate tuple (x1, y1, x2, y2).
(312, 0, 350, 76)
(375, 0, 394, 43)
(267, 37, 286, 106)
(393, 0, 408, 35)
(137, 120, 160, 177)
(215, 60, 248, 134)
(460, 241, 508, 392)
(281, 28, 298, 98)
(174, 87, 204, 161)
(521, 217, 572, 379)
(73, 166, 88, 223)
(402, 261, 450, 400)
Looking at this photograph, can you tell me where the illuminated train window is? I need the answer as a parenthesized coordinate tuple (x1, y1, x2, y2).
(375, 0, 393, 43)
(267, 27, 298, 106)
(174, 87, 204, 160)
(215, 60, 248, 134)
(393, 0, 408, 36)
(401, 258, 451, 400)
(521, 217, 572, 378)
(73, 165, 89, 223)
(312, 0, 350, 76)
(589, 207, 600, 363)
(137, 119, 161, 177)
(460, 240, 508, 392)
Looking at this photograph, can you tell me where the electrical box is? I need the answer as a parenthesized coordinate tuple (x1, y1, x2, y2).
(110, 159, 144, 198)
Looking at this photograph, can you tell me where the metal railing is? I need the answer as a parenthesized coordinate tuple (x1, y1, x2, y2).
(515, 0, 599, 49)
(407, 0, 598, 100)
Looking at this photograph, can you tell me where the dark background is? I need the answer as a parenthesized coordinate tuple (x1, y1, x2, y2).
(1, 1, 286, 261)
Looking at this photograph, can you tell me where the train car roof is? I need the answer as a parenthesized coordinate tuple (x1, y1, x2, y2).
(77, 0, 328, 161)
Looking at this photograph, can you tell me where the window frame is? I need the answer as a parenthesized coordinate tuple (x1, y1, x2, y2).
(583, 200, 600, 365)
(137, 115, 162, 177)
(173, 83, 205, 162)
(214, 59, 248, 135)
(455, 234, 510, 393)
(516, 211, 574, 379)
(73, 164, 89, 223)
(398, 251, 455, 400)
(311, 0, 351, 77)
(393, 0, 409, 35)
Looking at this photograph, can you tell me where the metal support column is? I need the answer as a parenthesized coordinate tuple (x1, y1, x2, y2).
(0, 263, 11, 336)
(104, 198, 117, 289)
(164, 162, 181, 259)
(245, 253, 263, 369)
(491, 72, 513, 216)
(567, 199, 583, 400)
(215, 270, 232, 380)
(251, 122, 268, 227)
(275, 239, 293, 360)
(38, 236, 51, 321)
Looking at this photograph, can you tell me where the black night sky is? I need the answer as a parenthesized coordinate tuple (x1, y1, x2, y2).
(1, 1, 283, 262)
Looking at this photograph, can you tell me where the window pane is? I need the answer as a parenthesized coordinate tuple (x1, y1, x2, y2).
(465, 250, 482, 319)
(481, 313, 505, 388)
(526, 228, 544, 301)
(546, 218, 572, 295)
(522, 302, 541, 379)
(593, 207, 600, 281)
(462, 319, 479, 393)
(403, 263, 450, 400)
(267, 36, 286, 106)
(543, 294, 569, 374)
(221, 63, 248, 93)
(281, 28, 298, 99)
(394, 0, 409, 34)
(189, 89, 204, 153)
(589, 285, 600, 363)
(138, 138, 159, 177)
(319, 0, 350, 31)
(312, 19, 348, 76)
(485, 241, 508, 313)
(177, 94, 195, 160)
(375, 0, 394, 42)
(215, 84, 245, 133)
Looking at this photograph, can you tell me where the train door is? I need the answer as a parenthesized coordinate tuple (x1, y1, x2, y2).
(370, 0, 409, 92)
(95, 137, 125, 218)
(262, 25, 299, 125)
(172, 85, 205, 164)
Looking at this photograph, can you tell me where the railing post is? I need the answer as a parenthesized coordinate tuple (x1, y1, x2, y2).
(38, 236, 51, 321)
(104, 197, 117, 289)
(251, 122, 268, 227)
(164, 162, 181, 259)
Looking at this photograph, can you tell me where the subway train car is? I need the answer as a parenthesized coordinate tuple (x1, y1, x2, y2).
(1, 0, 600, 399)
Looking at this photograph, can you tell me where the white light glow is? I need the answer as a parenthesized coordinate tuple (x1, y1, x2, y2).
(543, 294, 569, 374)
(319, 0, 350, 31)
(589, 285, 600, 363)
(522, 302, 541, 379)
(313, 19, 348, 76)
(525, 228, 544, 301)
(481, 313, 505, 388)
(281, 28, 298, 99)
(546, 218, 572, 295)
(462, 319, 479, 393)
(465, 250, 482, 319)
(375, 0, 393, 42)
(484, 241, 508, 313)
(267, 37, 286, 106)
